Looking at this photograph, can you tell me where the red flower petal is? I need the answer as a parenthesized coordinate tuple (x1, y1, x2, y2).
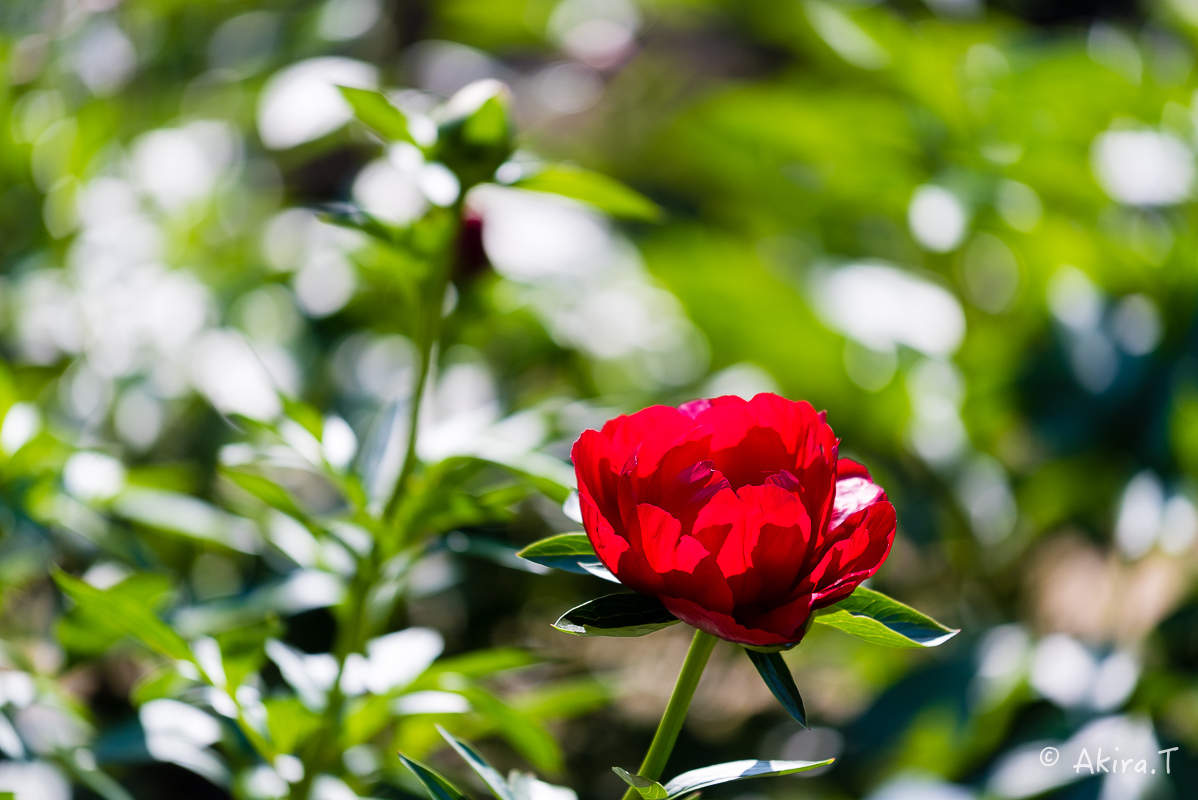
(693, 483, 812, 606)
(635, 503, 710, 575)
(600, 405, 696, 474)
(807, 500, 896, 605)
(660, 594, 812, 647)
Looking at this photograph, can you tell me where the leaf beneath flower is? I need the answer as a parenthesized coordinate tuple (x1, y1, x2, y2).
(517, 533, 619, 582)
(436, 725, 515, 800)
(612, 767, 668, 799)
(745, 650, 807, 728)
(813, 586, 959, 648)
(553, 593, 679, 637)
(662, 759, 834, 797)
(397, 754, 469, 800)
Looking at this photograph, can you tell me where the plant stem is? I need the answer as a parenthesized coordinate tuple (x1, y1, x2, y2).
(382, 218, 458, 528)
(622, 629, 717, 800)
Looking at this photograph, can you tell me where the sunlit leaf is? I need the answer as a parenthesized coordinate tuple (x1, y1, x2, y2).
(745, 650, 807, 728)
(436, 725, 515, 800)
(553, 593, 679, 637)
(398, 754, 470, 800)
(52, 569, 192, 661)
(512, 165, 663, 222)
(516, 533, 617, 581)
(338, 86, 414, 144)
(813, 586, 959, 648)
(219, 466, 309, 521)
(662, 759, 835, 796)
(112, 487, 260, 554)
(613, 767, 668, 799)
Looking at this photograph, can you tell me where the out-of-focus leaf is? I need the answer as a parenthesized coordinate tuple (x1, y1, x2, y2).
(52, 569, 191, 661)
(509, 678, 609, 720)
(745, 650, 807, 728)
(436, 725, 515, 800)
(553, 594, 679, 637)
(613, 768, 668, 799)
(131, 663, 197, 705)
(398, 754, 470, 800)
(264, 697, 322, 754)
(410, 648, 538, 690)
(463, 94, 510, 147)
(320, 202, 407, 243)
(662, 759, 835, 796)
(219, 466, 309, 521)
(455, 686, 562, 772)
(111, 488, 261, 554)
(173, 570, 345, 637)
(338, 86, 414, 144)
(508, 773, 579, 800)
(512, 165, 663, 222)
(813, 586, 959, 648)
(64, 758, 136, 800)
(516, 533, 617, 582)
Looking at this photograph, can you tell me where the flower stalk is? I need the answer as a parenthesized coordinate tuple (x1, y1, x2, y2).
(622, 629, 718, 800)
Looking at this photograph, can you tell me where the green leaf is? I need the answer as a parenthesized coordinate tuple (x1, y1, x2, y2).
(613, 767, 668, 799)
(516, 533, 617, 581)
(220, 467, 308, 521)
(455, 686, 562, 772)
(662, 759, 834, 797)
(462, 94, 510, 146)
(813, 586, 959, 648)
(553, 593, 679, 637)
(265, 697, 322, 754)
(436, 725, 515, 800)
(410, 647, 537, 690)
(112, 487, 259, 554)
(512, 165, 663, 222)
(338, 86, 414, 144)
(745, 650, 807, 728)
(509, 678, 609, 720)
(52, 569, 192, 661)
(398, 754, 470, 800)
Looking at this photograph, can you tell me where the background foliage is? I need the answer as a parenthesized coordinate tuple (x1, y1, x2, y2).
(1, 0, 1197, 799)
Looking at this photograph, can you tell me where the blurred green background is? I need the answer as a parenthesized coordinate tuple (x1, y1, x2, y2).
(3, 0, 1198, 799)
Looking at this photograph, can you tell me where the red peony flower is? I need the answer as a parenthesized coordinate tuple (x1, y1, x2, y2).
(572, 393, 896, 648)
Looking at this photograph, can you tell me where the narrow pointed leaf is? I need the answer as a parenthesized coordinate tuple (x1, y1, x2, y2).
(612, 767, 668, 799)
(516, 533, 618, 582)
(663, 759, 834, 797)
(553, 593, 679, 637)
(813, 586, 959, 648)
(435, 725, 515, 800)
(398, 754, 469, 800)
(220, 466, 309, 521)
(52, 569, 192, 661)
(338, 86, 414, 144)
(745, 650, 807, 728)
(512, 165, 663, 222)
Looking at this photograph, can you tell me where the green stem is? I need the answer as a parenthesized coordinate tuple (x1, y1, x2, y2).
(382, 214, 458, 527)
(622, 629, 718, 799)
